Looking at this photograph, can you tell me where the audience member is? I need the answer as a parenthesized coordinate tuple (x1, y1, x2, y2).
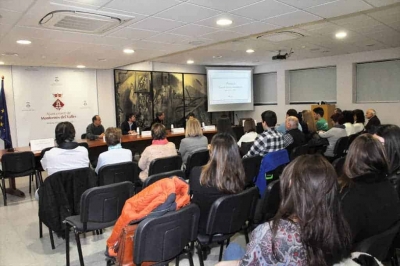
(313, 107, 329, 131)
(138, 123, 177, 181)
(342, 110, 355, 136)
(340, 134, 400, 244)
(276, 109, 303, 134)
(120, 113, 137, 135)
(334, 108, 342, 114)
(364, 109, 381, 133)
(223, 154, 352, 265)
(318, 113, 347, 157)
(243, 110, 284, 158)
(283, 116, 305, 155)
(189, 133, 245, 234)
(375, 125, 400, 194)
(86, 115, 105, 140)
(151, 111, 165, 126)
(353, 109, 365, 134)
(301, 110, 317, 141)
(237, 118, 258, 147)
(217, 116, 236, 140)
(41, 122, 89, 175)
(95, 127, 132, 173)
(178, 118, 208, 164)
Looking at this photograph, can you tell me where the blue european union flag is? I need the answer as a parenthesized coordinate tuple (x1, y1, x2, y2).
(0, 77, 12, 149)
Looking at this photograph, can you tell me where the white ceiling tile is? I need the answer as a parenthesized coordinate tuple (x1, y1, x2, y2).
(0, 9, 24, 25)
(263, 11, 321, 27)
(128, 40, 170, 50)
(155, 3, 221, 23)
(306, 0, 373, 18)
(363, 0, 400, 7)
(353, 24, 392, 34)
(331, 15, 384, 31)
(331, 14, 373, 25)
(104, 0, 181, 15)
(50, 0, 112, 9)
(195, 13, 254, 29)
(187, 0, 262, 12)
(200, 30, 246, 41)
(144, 33, 192, 44)
(307, 23, 345, 36)
(0, 23, 13, 37)
(0, 0, 35, 12)
(369, 29, 400, 46)
(299, 21, 334, 30)
(276, 0, 337, 9)
(168, 24, 218, 36)
(231, 22, 279, 35)
(366, 4, 400, 18)
(369, 13, 400, 24)
(389, 21, 400, 31)
(129, 17, 186, 32)
(109, 27, 159, 40)
(231, 0, 297, 20)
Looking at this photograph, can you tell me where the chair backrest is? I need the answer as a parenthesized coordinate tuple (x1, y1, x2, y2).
(1, 151, 36, 177)
(81, 133, 87, 139)
(97, 161, 139, 186)
(185, 149, 209, 178)
(253, 180, 280, 224)
(143, 170, 184, 189)
(77, 142, 89, 150)
(240, 141, 254, 157)
(80, 181, 135, 231)
(333, 136, 349, 157)
(242, 155, 262, 187)
(348, 132, 362, 147)
(353, 220, 400, 261)
(148, 155, 182, 176)
(205, 187, 259, 236)
(133, 204, 200, 264)
(290, 144, 309, 161)
(256, 122, 264, 134)
(36, 147, 53, 172)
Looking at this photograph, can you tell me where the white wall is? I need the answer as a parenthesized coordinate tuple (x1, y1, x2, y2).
(237, 47, 400, 126)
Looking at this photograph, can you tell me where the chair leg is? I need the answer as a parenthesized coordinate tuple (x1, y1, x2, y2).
(175, 254, 180, 266)
(2, 178, 7, 206)
(75, 231, 85, 266)
(29, 174, 32, 194)
(39, 219, 43, 238)
(196, 243, 205, 266)
(66, 224, 70, 266)
(49, 228, 55, 250)
(188, 249, 194, 266)
(245, 228, 250, 244)
(226, 238, 230, 247)
(219, 241, 224, 261)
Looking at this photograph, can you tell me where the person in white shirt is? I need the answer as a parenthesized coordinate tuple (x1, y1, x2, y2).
(342, 110, 355, 136)
(353, 109, 365, 134)
(41, 122, 89, 176)
(237, 119, 258, 147)
(95, 127, 132, 173)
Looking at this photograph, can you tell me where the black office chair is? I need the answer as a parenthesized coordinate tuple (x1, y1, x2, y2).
(290, 144, 309, 161)
(64, 181, 135, 266)
(327, 136, 349, 162)
(240, 141, 254, 157)
(81, 133, 87, 139)
(242, 155, 262, 188)
(256, 122, 264, 134)
(148, 155, 182, 176)
(142, 170, 184, 189)
(35, 147, 53, 184)
(133, 204, 200, 266)
(97, 161, 139, 186)
(1, 151, 37, 206)
(353, 220, 400, 262)
(196, 187, 259, 266)
(348, 132, 362, 148)
(253, 180, 280, 225)
(185, 149, 209, 178)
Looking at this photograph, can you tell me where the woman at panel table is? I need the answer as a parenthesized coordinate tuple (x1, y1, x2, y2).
(138, 123, 177, 182)
(178, 118, 208, 166)
(189, 133, 245, 234)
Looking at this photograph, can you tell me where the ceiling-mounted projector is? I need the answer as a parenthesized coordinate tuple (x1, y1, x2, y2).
(272, 49, 293, 60)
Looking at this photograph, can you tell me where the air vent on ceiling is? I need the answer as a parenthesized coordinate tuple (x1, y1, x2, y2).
(257, 31, 304, 42)
(39, 10, 126, 34)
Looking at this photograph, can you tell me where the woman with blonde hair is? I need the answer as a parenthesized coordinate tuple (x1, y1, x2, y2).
(178, 118, 208, 164)
(301, 110, 317, 141)
(189, 133, 245, 233)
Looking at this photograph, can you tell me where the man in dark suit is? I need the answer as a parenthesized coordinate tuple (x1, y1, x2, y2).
(282, 116, 305, 155)
(365, 109, 381, 133)
(120, 113, 137, 135)
(151, 111, 165, 127)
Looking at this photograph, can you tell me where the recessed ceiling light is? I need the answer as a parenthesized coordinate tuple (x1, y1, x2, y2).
(0, 61, 4, 65)
(216, 19, 232, 26)
(187, 60, 194, 64)
(301, 45, 306, 49)
(123, 49, 135, 54)
(213, 55, 222, 59)
(77, 65, 86, 68)
(335, 31, 347, 39)
(16, 40, 31, 45)
(246, 49, 255, 53)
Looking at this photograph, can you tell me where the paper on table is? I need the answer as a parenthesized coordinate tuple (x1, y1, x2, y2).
(30, 138, 55, 151)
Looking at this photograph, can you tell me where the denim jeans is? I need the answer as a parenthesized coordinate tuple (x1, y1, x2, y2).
(223, 242, 246, 261)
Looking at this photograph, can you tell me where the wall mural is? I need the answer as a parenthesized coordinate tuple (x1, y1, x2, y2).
(114, 69, 227, 130)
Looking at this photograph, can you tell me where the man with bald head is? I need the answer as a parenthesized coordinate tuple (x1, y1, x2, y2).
(283, 116, 305, 154)
(365, 109, 381, 133)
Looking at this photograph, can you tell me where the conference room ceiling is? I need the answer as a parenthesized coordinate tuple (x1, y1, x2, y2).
(0, 0, 399, 69)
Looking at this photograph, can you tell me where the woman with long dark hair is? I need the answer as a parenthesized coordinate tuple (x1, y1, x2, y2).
(222, 154, 352, 266)
(189, 133, 245, 233)
(340, 134, 400, 244)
